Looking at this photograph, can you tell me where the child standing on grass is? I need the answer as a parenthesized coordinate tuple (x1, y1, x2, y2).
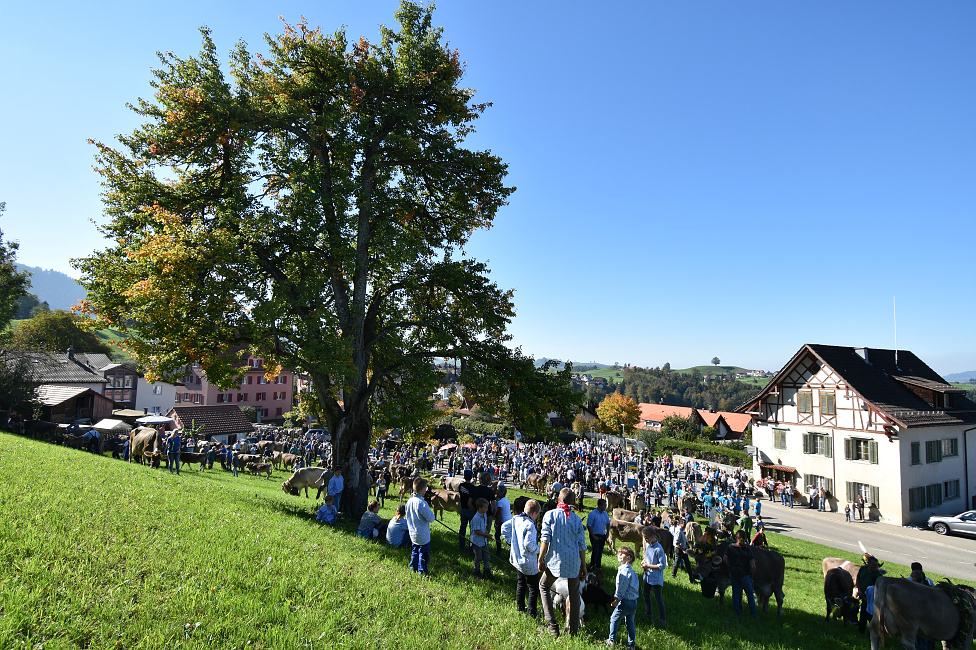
(316, 495, 338, 525)
(606, 546, 639, 648)
(405, 477, 436, 575)
(470, 498, 493, 579)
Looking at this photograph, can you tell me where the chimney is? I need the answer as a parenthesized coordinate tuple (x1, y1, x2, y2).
(854, 347, 870, 364)
(67, 345, 74, 360)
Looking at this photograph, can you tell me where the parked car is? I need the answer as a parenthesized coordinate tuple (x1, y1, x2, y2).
(928, 510, 976, 537)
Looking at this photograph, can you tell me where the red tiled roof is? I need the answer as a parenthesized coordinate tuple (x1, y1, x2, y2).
(637, 403, 694, 426)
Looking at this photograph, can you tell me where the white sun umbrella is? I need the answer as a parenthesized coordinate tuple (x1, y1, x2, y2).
(135, 415, 174, 425)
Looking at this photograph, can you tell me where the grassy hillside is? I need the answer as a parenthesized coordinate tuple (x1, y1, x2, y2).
(0, 432, 939, 649)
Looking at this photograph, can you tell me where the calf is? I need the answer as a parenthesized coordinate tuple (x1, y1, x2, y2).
(824, 567, 858, 625)
(246, 462, 273, 479)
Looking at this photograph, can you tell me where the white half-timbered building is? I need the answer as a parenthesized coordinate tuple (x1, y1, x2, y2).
(738, 344, 976, 526)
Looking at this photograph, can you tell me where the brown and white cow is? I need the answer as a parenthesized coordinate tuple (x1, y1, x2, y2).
(822, 557, 861, 593)
(871, 577, 976, 650)
(607, 519, 673, 558)
(129, 427, 163, 465)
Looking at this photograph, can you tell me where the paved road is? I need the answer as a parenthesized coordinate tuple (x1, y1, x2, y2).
(754, 498, 976, 583)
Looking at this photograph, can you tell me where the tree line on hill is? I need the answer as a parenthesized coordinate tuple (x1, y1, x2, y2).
(580, 364, 761, 413)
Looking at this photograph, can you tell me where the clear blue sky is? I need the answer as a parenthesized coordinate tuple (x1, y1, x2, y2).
(2, 2, 973, 375)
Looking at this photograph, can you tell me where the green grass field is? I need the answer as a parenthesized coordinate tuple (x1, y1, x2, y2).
(0, 432, 939, 649)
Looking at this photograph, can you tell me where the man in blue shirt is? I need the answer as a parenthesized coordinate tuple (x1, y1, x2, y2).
(538, 488, 588, 638)
(585, 499, 611, 570)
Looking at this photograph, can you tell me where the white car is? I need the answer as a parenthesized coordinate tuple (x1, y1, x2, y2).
(927, 510, 976, 537)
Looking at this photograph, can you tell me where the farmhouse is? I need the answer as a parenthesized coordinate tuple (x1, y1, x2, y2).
(738, 344, 976, 526)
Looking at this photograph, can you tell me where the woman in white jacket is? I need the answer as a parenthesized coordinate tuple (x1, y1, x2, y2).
(502, 498, 542, 617)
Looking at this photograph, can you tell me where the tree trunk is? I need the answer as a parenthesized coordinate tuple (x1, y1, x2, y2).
(332, 406, 372, 517)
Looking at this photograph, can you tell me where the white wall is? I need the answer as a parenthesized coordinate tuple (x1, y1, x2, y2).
(135, 378, 178, 415)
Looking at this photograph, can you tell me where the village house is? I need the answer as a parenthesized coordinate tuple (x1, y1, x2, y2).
(636, 403, 752, 440)
(175, 354, 295, 421)
(738, 344, 976, 526)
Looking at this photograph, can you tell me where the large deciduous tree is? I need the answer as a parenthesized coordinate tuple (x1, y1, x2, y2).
(11, 310, 115, 357)
(0, 203, 31, 336)
(595, 392, 640, 436)
(76, 3, 577, 515)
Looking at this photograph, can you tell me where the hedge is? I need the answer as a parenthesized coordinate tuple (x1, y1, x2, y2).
(657, 437, 751, 467)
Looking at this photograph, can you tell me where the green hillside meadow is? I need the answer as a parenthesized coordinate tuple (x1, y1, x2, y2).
(0, 432, 936, 649)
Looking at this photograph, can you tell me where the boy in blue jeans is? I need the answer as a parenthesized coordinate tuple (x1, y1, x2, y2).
(405, 477, 436, 575)
(470, 498, 493, 579)
(607, 546, 639, 647)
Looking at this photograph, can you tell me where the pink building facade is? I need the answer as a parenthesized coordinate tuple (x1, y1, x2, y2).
(175, 355, 296, 420)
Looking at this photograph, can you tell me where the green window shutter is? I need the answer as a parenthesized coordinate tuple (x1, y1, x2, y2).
(846, 481, 853, 502)
(803, 433, 810, 454)
(870, 486, 879, 509)
(909, 487, 924, 511)
(868, 441, 879, 464)
(825, 436, 832, 458)
(826, 478, 834, 496)
(844, 438, 853, 460)
(911, 442, 921, 465)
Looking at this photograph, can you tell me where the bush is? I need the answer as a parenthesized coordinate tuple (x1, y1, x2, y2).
(658, 437, 751, 467)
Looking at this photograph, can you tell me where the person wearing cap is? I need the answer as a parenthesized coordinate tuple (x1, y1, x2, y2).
(458, 469, 476, 551)
(856, 554, 884, 634)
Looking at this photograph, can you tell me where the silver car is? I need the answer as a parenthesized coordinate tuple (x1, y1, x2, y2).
(928, 510, 976, 537)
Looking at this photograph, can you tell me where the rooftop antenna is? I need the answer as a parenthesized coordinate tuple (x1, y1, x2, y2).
(893, 296, 899, 369)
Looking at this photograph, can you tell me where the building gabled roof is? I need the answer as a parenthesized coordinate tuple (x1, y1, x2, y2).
(35, 385, 92, 406)
(637, 403, 695, 425)
(14, 352, 110, 385)
(167, 405, 255, 438)
(738, 344, 976, 428)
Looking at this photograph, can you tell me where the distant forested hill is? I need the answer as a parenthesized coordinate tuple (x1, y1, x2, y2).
(15, 264, 85, 311)
(944, 371, 976, 383)
(619, 366, 762, 412)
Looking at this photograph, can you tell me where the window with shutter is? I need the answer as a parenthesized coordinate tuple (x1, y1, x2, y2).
(911, 442, 921, 466)
(943, 438, 959, 457)
(926, 440, 942, 463)
(868, 440, 878, 464)
(844, 438, 853, 460)
(825, 478, 834, 496)
(803, 433, 811, 454)
(869, 486, 879, 509)
(926, 483, 943, 508)
(909, 487, 925, 511)
(821, 392, 836, 415)
(945, 480, 960, 500)
(798, 392, 813, 413)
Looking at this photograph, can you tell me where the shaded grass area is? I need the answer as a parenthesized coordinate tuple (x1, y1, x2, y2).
(0, 433, 931, 649)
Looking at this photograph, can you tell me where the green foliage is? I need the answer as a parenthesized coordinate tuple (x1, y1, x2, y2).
(621, 365, 760, 411)
(74, 2, 574, 515)
(437, 415, 508, 438)
(238, 405, 257, 423)
(10, 310, 115, 357)
(658, 437, 751, 466)
(0, 204, 31, 336)
(13, 294, 48, 320)
(659, 413, 702, 441)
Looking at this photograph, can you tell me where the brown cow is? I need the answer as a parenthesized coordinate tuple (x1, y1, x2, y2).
(246, 462, 273, 479)
(397, 477, 415, 503)
(282, 467, 328, 497)
(870, 577, 976, 650)
(428, 489, 463, 520)
(607, 519, 673, 558)
(524, 473, 549, 494)
(129, 427, 163, 465)
(824, 567, 859, 625)
(604, 491, 626, 512)
(692, 540, 786, 615)
(442, 476, 465, 492)
(612, 508, 639, 523)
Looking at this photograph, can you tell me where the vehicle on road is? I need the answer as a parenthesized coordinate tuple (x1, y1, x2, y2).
(928, 510, 976, 537)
